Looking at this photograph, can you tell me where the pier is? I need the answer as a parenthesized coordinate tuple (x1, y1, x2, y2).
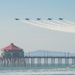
(0, 43, 75, 67)
(0, 56, 75, 67)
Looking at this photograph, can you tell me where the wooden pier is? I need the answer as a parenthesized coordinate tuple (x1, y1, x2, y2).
(0, 56, 75, 67)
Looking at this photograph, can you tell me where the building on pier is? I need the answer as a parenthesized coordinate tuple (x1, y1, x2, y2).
(0, 43, 24, 57)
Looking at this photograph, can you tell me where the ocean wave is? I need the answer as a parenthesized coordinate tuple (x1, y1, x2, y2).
(0, 68, 75, 75)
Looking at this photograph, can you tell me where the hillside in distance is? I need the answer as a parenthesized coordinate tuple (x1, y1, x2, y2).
(24, 50, 75, 56)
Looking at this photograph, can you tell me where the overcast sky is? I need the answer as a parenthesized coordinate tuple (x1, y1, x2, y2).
(0, 0, 75, 52)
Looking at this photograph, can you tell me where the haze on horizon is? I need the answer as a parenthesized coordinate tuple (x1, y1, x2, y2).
(0, 0, 75, 52)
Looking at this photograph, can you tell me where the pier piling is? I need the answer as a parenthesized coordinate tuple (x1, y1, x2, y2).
(0, 56, 75, 67)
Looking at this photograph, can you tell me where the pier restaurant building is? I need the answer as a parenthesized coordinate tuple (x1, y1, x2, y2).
(0, 43, 24, 58)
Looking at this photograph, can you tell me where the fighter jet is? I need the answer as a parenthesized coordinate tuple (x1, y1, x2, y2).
(37, 18, 41, 20)
(48, 18, 52, 20)
(25, 18, 30, 20)
(15, 18, 19, 20)
(59, 18, 63, 20)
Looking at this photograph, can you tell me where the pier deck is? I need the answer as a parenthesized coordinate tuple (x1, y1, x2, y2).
(0, 56, 75, 67)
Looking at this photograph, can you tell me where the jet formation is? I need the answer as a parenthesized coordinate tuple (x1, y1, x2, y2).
(15, 18, 63, 20)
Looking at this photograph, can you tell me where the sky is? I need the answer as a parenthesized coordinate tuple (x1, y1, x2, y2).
(0, 0, 75, 52)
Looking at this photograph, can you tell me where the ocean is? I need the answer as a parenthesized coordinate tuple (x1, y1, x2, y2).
(0, 65, 75, 75)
